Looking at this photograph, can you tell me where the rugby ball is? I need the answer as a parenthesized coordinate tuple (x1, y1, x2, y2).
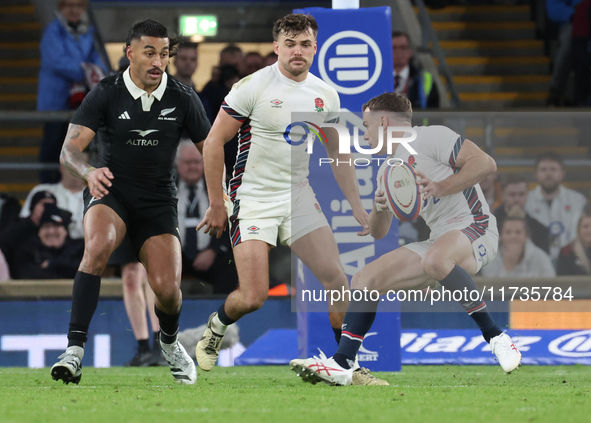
(378, 161, 423, 221)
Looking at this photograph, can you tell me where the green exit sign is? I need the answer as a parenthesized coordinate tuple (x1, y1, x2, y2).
(180, 15, 218, 37)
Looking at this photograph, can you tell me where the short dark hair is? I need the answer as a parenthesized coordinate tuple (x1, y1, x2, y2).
(535, 151, 564, 169)
(500, 173, 528, 190)
(362, 92, 413, 123)
(501, 214, 530, 237)
(125, 19, 178, 56)
(245, 51, 263, 59)
(177, 37, 199, 52)
(273, 13, 318, 41)
(392, 30, 411, 44)
(220, 44, 243, 57)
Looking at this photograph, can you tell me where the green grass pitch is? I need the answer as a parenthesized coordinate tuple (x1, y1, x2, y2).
(1, 365, 590, 423)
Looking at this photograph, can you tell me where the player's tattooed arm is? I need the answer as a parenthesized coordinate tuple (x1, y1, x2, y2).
(61, 123, 114, 198)
(59, 124, 96, 178)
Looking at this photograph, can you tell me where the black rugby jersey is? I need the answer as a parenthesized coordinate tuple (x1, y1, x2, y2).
(71, 70, 210, 198)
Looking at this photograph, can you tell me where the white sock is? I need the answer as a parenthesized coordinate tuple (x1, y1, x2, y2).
(211, 313, 229, 335)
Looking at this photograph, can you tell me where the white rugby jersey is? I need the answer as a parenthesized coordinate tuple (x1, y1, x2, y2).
(383, 125, 497, 241)
(525, 185, 587, 261)
(223, 63, 340, 202)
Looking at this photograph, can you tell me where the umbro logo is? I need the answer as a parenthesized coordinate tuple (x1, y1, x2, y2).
(159, 106, 177, 121)
(270, 99, 283, 108)
(118, 111, 131, 119)
(247, 225, 260, 234)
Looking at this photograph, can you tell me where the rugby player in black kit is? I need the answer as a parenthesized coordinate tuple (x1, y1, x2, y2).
(50, 19, 210, 385)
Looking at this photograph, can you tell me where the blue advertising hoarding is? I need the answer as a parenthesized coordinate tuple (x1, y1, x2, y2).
(0, 299, 296, 368)
(401, 329, 591, 366)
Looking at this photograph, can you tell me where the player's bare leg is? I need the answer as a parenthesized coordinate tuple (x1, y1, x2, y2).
(421, 230, 478, 280)
(221, 240, 271, 319)
(290, 227, 348, 336)
(290, 226, 390, 385)
(422, 230, 521, 372)
(51, 205, 126, 384)
(122, 262, 154, 366)
(140, 234, 196, 384)
(353, 247, 432, 294)
(196, 240, 271, 371)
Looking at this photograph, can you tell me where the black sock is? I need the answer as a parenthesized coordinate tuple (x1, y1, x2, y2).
(439, 265, 502, 342)
(138, 339, 150, 353)
(153, 331, 160, 348)
(217, 303, 236, 326)
(154, 306, 181, 344)
(333, 289, 379, 369)
(67, 271, 101, 348)
(332, 326, 342, 345)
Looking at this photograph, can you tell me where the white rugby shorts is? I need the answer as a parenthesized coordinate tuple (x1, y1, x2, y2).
(226, 183, 328, 247)
(403, 217, 499, 273)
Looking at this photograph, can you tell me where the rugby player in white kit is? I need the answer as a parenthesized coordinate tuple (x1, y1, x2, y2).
(291, 93, 522, 386)
(196, 13, 388, 385)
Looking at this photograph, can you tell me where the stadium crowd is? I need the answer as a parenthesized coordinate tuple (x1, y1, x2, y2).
(0, 23, 590, 282)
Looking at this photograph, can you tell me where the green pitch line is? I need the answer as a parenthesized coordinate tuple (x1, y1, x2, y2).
(1, 365, 590, 423)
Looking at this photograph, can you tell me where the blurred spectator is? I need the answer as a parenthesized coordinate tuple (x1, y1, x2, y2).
(239, 51, 264, 77)
(264, 51, 278, 67)
(20, 164, 86, 240)
(392, 31, 439, 109)
(199, 60, 240, 180)
(218, 45, 243, 70)
(201, 45, 242, 122)
(0, 250, 9, 282)
(480, 215, 556, 278)
(170, 40, 215, 129)
(0, 191, 57, 276)
(557, 202, 591, 274)
(545, 0, 581, 107)
(493, 173, 550, 253)
(0, 193, 21, 232)
(176, 141, 238, 294)
(480, 171, 502, 211)
(571, 0, 591, 106)
(206, 44, 243, 87)
(525, 152, 587, 262)
(37, 0, 107, 183)
(173, 39, 199, 89)
(12, 205, 83, 279)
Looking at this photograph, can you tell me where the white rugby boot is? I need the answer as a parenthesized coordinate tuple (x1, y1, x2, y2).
(290, 350, 353, 386)
(51, 346, 84, 385)
(160, 339, 197, 384)
(490, 333, 522, 373)
(195, 312, 225, 371)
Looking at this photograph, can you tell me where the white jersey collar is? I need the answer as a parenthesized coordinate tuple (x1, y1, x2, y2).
(123, 67, 167, 111)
